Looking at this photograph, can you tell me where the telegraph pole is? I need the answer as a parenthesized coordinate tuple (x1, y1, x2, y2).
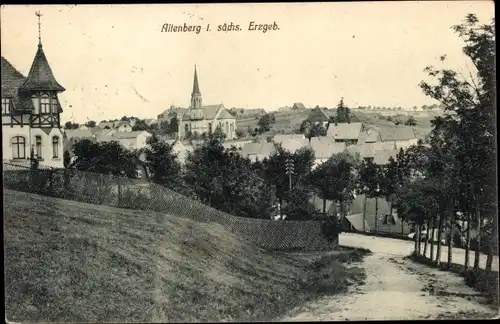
(285, 158, 294, 191)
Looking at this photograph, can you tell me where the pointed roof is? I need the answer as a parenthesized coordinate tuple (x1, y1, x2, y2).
(19, 44, 65, 92)
(192, 65, 200, 95)
(1, 56, 35, 111)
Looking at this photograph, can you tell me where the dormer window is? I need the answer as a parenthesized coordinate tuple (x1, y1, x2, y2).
(2, 98, 11, 114)
(41, 97, 51, 114)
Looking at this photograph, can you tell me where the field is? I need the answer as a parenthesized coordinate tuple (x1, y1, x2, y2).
(4, 189, 369, 323)
(235, 109, 439, 138)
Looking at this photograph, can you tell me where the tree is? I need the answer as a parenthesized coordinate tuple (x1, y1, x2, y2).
(132, 119, 149, 131)
(405, 116, 417, 126)
(419, 14, 496, 271)
(169, 116, 179, 134)
(69, 139, 138, 178)
(310, 152, 358, 220)
(336, 98, 351, 123)
(63, 150, 71, 168)
(262, 145, 315, 217)
(64, 121, 80, 129)
(357, 158, 384, 233)
(143, 134, 182, 190)
(184, 128, 271, 218)
(257, 113, 276, 134)
(85, 120, 96, 128)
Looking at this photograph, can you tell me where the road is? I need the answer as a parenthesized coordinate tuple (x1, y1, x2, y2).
(280, 233, 498, 321)
(340, 233, 498, 271)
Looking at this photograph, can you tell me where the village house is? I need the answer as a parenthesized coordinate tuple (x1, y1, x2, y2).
(306, 106, 336, 125)
(358, 141, 397, 160)
(291, 102, 307, 110)
(272, 134, 310, 154)
(326, 122, 365, 146)
(309, 137, 347, 169)
(178, 66, 236, 140)
(373, 149, 400, 166)
(222, 138, 254, 151)
(96, 130, 151, 151)
(157, 105, 187, 123)
(240, 141, 276, 162)
(1, 26, 66, 168)
(357, 128, 381, 144)
(97, 120, 133, 132)
(379, 126, 418, 150)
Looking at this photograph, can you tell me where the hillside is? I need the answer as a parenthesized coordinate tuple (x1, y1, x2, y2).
(4, 190, 365, 323)
(236, 109, 438, 138)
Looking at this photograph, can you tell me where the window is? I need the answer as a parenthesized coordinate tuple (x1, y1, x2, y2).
(12, 136, 26, 159)
(51, 98, 59, 113)
(35, 136, 42, 159)
(208, 123, 212, 135)
(184, 124, 189, 135)
(226, 121, 229, 134)
(52, 136, 60, 158)
(2, 98, 11, 114)
(41, 98, 51, 114)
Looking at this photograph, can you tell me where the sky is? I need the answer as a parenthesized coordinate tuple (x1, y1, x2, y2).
(0, 2, 495, 123)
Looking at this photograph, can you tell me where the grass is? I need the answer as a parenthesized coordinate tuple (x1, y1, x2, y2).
(234, 109, 436, 138)
(407, 252, 499, 306)
(4, 189, 371, 323)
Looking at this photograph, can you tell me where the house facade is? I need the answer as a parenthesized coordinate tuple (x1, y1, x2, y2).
(178, 66, 236, 140)
(2, 33, 66, 168)
(326, 122, 365, 146)
(96, 131, 151, 151)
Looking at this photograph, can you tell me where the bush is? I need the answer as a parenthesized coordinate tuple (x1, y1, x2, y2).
(321, 217, 343, 242)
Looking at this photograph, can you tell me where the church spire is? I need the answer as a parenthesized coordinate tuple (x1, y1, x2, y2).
(192, 65, 201, 95)
(190, 65, 202, 109)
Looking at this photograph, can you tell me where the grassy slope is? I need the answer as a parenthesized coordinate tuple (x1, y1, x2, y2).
(4, 190, 368, 323)
(235, 109, 436, 138)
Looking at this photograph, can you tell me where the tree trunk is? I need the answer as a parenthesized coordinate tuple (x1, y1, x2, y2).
(473, 207, 481, 271)
(464, 211, 471, 271)
(375, 197, 379, 234)
(401, 219, 404, 236)
(363, 195, 367, 232)
(430, 216, 435, 262)
(323, 198, 327, 216)
(486, 210, 497, 271)
(436, 215, 443, 266)
(414, 223, 418, 255)
(416, 223, 422, 256)
(424, 218, 430, 258)
(447, 208, 455, 269)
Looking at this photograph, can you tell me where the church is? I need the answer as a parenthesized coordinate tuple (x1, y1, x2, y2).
(178, 66, 236, 140)
(1, 13, 65, 168)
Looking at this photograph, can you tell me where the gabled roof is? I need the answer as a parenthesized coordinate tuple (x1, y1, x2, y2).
(394, 139, 419, 150)
(1, 56, 35, 112)
(279, 138, 310, 154)
(182, 104, 229, 121)
(112, 131, 150, 139)
(241, 142, 276, 159)
(359, 142, 396, 158)
(309, 137, 347, 159)
(292, 102, 306, 109)
(326, 122, 364, 140)
(115, 120, 132, 128)
(217, 108, 234, 119)
(358, 129, 380, 144)
(379, 127, 417, 142)
(373, 149, 399, 165)
(273, 134, 306, 144)
(19, 44, 65, 92)
(64, 129, 94, 139)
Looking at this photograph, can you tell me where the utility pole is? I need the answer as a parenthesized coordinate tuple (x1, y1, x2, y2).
(285, 158, 294, 191)
(375, 184, 380, 234)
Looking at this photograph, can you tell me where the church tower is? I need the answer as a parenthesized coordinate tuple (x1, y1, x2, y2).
(190, 65, 202, 109)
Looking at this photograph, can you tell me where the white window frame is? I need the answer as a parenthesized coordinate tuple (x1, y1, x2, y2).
(52, 136, 60, 158)
(41, 97, 51, 114)
(35, 135, 43, 159)
(2, 98, 11, 114)
(12, 136, 26, 159)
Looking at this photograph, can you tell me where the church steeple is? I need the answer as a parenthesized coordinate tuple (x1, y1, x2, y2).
(190, 65, 202, 109)
(19, 11, 65, 93)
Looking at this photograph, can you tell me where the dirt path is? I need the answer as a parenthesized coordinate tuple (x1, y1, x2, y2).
(280, 235, 497, 321)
